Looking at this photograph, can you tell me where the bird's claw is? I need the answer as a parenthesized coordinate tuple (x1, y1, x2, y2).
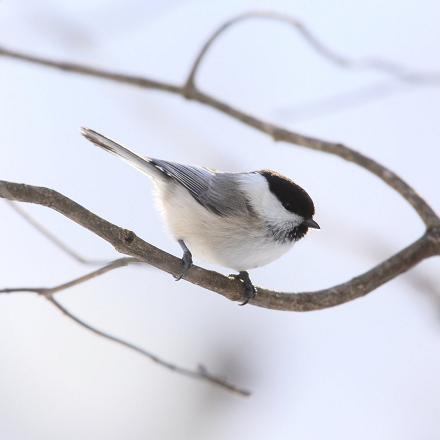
(175, 240, 193, 281)
(174, 252, 193, 281)
(230, 271, 257, 306)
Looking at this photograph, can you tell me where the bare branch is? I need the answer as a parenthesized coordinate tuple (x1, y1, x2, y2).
(189, 90, 439, 227)
(0, 45, 182, 94)
(46, 296, 250, 396)
(1, 181, 439, 311)
(4, 200, 111, 265)
(184, 11, 440, 90)
(0, 257, 140, 296)
(0, 257, 249, 396)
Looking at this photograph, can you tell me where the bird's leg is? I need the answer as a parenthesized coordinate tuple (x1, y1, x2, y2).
(230, 271, 257, 306)
(175, 239, 193, 281)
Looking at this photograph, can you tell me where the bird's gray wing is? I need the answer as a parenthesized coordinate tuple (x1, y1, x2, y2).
(149, 159, 251, 216)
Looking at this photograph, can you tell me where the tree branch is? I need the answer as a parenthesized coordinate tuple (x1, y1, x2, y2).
(0, 45, 182, 94)
(0, 257, 250, 396)
(0, 257, 140, 295)
(46, 296, 250, 396)
(188, 90, 439, 227)
(1, 181, 438, 311)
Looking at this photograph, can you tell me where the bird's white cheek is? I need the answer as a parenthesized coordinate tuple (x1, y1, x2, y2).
(239, 173, 303, 226)
(255, 192, 303, 227)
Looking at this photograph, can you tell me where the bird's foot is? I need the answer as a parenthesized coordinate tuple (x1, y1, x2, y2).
(230, 271, 257, 306)
(175, 240, 193, 281)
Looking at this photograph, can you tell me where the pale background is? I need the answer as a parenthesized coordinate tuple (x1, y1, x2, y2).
(0, 1, 439, 439)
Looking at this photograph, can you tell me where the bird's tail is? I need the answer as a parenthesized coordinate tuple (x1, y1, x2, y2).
(81, 128, 162, 179)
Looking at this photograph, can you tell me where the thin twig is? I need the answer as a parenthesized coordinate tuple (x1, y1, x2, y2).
(0, 257, 140, 296)
(5, 200, 110, 265)
(0, 258, 250, 396)
(46, 296, 249, 396)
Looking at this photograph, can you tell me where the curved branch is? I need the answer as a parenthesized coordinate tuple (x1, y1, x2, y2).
(185, 11, 440, 90)
(1, 181, 439, 311)
(189, 89, 439, 227)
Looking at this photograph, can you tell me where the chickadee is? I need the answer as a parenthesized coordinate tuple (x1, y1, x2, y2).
(81, 128, 320, 305)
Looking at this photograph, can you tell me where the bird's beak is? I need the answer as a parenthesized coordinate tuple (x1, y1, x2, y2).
(304, 218, 320, 229)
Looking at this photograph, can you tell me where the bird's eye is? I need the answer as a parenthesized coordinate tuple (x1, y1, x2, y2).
(283, 202, 292, 211)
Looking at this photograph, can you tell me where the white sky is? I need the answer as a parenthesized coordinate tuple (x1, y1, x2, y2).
(0, 1, 439, 439)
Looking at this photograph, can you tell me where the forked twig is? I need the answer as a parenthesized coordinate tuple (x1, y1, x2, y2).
(0, 257, 250, 396)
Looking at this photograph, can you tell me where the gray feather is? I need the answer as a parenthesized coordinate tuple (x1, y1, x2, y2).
(81, 128, 164, 179)
(149, 159, 251, 216)
(81, 128, 252, 217)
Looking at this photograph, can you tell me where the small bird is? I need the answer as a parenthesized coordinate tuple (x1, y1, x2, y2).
(81, 128, 320, 305)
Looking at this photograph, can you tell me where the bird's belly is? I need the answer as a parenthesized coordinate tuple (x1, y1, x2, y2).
(188, 235, 294, 271)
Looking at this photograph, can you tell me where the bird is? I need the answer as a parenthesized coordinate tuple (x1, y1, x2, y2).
(81, 128, 320, 305)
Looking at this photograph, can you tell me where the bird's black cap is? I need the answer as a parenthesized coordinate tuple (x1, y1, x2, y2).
(259, 170, 315, 219)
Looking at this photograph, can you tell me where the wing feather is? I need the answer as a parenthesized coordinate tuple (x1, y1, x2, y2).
(149, 159, 251, 216)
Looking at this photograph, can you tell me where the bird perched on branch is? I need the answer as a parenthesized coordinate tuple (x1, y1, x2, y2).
(81, 128, 320, 305)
